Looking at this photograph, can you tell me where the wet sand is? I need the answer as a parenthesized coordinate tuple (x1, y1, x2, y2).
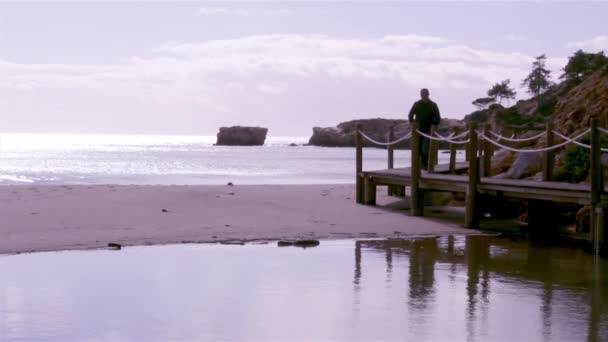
(0, 184, 471, 254)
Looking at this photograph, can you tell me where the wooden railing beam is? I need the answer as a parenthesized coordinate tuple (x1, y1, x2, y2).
(387, 126, 395, 196)
(411, 122, 423, 216)
(465, 123, 479, 229)
(449, 128, 458, 174)
(356, 125, 364, 204)
(543, 121, 554, 182)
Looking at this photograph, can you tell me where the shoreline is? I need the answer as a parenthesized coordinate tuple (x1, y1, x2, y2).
(0, 184, 472, 255)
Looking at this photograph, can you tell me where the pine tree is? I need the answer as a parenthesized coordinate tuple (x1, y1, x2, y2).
(522, 54, 552, 98)
(561, 50, 608, 84)
(487, 79, 517, 105)
(472, 97, 496, 109)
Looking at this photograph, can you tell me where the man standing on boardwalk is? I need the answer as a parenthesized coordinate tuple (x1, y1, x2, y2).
(408, 88, 441, 170)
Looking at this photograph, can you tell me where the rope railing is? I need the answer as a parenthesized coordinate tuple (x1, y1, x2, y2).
(416, 129, 470, 144)
(363, 125, 603, 151)
(598, 127, 608, 135)
(359, 131, 411, 146)
(478, 129, 591, 153)
(488, 130, 546, 142)
(552, 130, 608, 152)
(433, 130, 470, 141)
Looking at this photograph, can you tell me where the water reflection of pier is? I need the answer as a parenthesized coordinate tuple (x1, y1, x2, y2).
(353, 236, 607, 341)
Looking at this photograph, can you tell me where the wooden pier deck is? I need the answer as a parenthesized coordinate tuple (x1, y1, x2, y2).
(355, 120, 608, 252)
(362, 166, 595, 205)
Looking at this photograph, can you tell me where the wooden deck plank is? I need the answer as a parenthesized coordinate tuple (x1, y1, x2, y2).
(480, 177, 590, 192)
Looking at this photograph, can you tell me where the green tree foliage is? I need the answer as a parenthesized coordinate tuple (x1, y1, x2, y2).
(522, 54, 553, 98)
(560, 50, 608, 84)
(555, 145, 590, 183)
(487, 79, 517, 104)
(472, 97, 496, 109)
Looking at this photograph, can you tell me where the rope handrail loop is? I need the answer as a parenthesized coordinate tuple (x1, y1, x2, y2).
(488, 130, 546, 142)
(552, 130, 608, 152)
(358, 130, 412, 146)
(478, 129, 591, 153)
(552, 130, 591, 149)
(418, 129, 470, 144)
(417, 129, 470, 143)
(433, 130, 470, 141)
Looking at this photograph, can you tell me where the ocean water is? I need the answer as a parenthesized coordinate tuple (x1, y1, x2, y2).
(0, 133, 464, 185)
(0, 236, 606, 341)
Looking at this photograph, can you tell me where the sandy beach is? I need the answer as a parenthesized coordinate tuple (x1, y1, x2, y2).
(0, 184, 471, 254)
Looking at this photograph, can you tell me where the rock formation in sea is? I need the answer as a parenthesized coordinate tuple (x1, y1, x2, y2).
(308, 118, 465, 149)
(216, 126, 268, 146)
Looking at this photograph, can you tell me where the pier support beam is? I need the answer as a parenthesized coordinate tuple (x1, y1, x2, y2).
(482, 124, 493, 177)
(387, 126, 395, 196)
(364, 176, 377, 205)
(542, 120, 554, 182)
(428, 126, 438, 173)
(465, 123, 479, 229)
(411, 123, 423, 216)
(449, 128, 458, 174)
(590, 118, 604, 251)
(356, 125, 364, 204)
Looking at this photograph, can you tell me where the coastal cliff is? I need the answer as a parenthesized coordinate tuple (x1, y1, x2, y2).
(465, 65, 608, 181)
(216, 126, 268, 146)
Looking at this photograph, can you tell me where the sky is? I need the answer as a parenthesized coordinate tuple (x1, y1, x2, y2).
(0, 1, 607, 136)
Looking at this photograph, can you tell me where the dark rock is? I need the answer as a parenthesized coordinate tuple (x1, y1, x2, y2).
(277, 240, 320, 248)
(220, 240, 245, 245)
(108, 243, 122, 250)
(289, 143, 298, 147)
(508, 152, 543, 179)
(491, 149, 516, 176)
(216, 126, 268, 146)
(293, 240, 320, 247)
(161, 208, 169, 213)
(227, 182, 234, 186)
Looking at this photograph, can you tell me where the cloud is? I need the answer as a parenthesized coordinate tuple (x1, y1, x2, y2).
(197, 7, 291, 16)
(0, 34, 566, 134)
(567, 36, 608, 51)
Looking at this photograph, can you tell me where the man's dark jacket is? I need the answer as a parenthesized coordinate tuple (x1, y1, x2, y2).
(408, 100, 441, 132)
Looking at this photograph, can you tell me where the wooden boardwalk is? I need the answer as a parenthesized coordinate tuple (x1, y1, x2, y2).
(362, 166, 596, 205)
(355, 120, 608, 252)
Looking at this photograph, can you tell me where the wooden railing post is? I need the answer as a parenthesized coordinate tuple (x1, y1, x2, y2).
(465, 123, 479, 229)
(590, 118, 602, 248)
(356, 125, 364, 204)
(428, 126, 437, 173)
(482, 124, 493, 177)
(543, 120, 554, 182)
(387, 126, 395, 196)
(449, 127, 458, 174)
(411, 122, 423, 216)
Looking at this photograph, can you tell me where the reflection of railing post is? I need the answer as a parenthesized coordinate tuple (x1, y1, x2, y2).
(428, 126, 437, 173)
(543, 120, 554, 182)
(465, 123, 479, 229)
(387, 126, 395, 196)
(590, 118, 602, 247)
(356, 124, 363, 204)
(449, 127, 458, 174)
(411, 122, 423, 216)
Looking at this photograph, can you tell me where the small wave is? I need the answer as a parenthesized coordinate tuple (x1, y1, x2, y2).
(0, 174, 36, 183)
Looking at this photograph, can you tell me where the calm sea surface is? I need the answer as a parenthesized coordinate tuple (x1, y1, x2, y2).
(0, 133, 463, 185)
(0, 235, 606, 341)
